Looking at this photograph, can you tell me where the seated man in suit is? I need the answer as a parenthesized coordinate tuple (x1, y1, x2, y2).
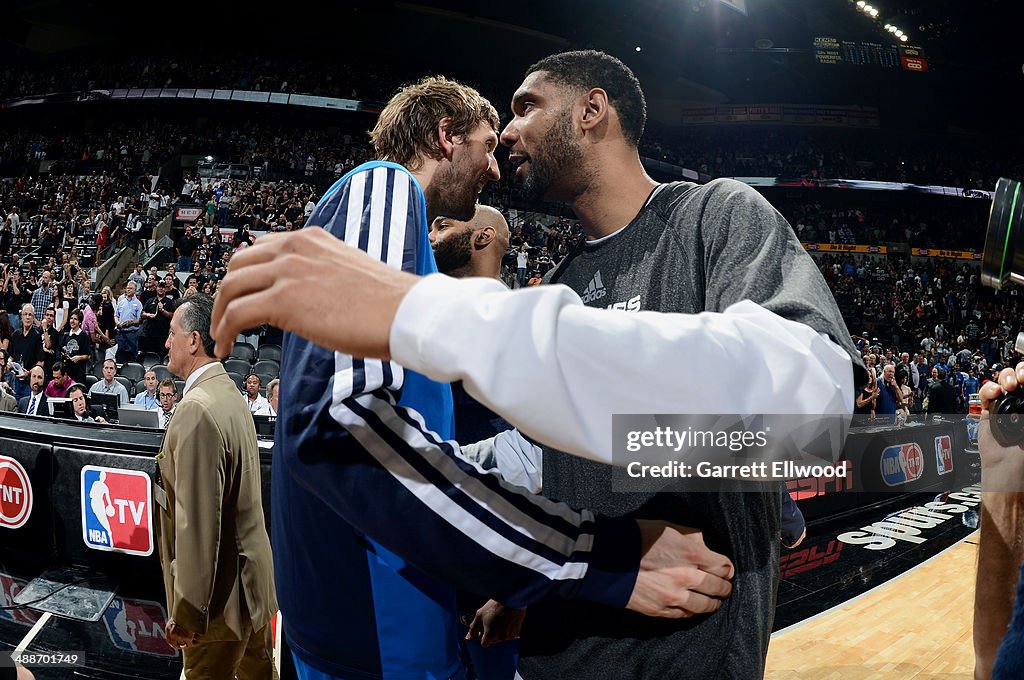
(18, 365, 47, 416)
(157, 378, 177, 429)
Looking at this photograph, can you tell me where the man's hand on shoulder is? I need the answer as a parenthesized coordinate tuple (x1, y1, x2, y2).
(626, 520, 734, 619)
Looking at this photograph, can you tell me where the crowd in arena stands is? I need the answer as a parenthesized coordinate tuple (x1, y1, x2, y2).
(0, 255, 281, 421)
(177, 176, 321, 236)
(780, 197, 987, 250)
(816, 252, 1019, 414)
(0, 118, 375, 183)
(1, 172, 162, 262)
(498, 197, 989, 283)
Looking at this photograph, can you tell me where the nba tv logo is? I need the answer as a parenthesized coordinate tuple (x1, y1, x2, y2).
(580, 271, 607, 303)
(81, 466, 153, 557)
(934, 435, 953, 475)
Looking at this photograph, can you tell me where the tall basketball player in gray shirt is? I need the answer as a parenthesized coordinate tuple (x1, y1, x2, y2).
(498, 51, 865, 679)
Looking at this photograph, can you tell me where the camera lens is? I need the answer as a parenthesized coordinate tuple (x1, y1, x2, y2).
(982, 177, 1024, 290)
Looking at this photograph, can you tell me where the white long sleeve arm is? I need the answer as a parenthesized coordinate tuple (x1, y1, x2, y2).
(391, 274, 855, 464)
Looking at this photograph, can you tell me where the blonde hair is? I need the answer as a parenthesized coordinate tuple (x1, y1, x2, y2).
(369, 76, 499, 170)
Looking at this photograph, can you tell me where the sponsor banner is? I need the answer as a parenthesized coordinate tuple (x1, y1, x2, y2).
(910, 248, 983, 260)
(733, 176, 994, 199)
(173, 206, 202, 222)
(81, 466, 153, 557)
(803, 242, 888, 254)
(0, 455, 33, 530)
(3, 88, 359, 112)
(899, 45, 929, 73)
(814, 37, 842, 66)
(680, 103, 879, 129)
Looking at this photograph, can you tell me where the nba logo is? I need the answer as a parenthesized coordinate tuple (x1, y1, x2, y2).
(103, 596, 177, 657)
(81, 466, 153, 556)
(935, 436, 954, 475)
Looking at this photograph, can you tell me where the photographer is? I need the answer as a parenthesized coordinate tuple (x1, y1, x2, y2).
(974, 364, 1024, 678)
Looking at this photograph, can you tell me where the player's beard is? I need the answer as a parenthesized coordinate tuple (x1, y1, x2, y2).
(425, 150, 481, 223)
(432, 228, 474, 276)
(519, 109, 583, 204)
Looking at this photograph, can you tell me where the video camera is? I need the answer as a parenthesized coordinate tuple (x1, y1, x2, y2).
(981, 178, 1024, 445)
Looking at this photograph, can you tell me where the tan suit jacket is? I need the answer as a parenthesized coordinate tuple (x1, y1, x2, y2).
(156, 362, 276, 641)
(0, 391, 18, 412)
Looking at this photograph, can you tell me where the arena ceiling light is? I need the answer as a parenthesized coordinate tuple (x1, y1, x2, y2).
(851, 0, 908, 45)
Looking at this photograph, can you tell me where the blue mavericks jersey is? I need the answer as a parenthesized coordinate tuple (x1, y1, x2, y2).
(275, 161, 459, 678)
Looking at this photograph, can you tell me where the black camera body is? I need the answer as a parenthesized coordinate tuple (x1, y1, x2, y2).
(982, 178, 1024, 445)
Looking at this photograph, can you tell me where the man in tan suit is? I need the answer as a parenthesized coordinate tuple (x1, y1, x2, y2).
(158, 293, 277, 679)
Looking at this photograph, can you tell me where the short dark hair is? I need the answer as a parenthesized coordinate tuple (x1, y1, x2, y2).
(67, 384, 86, 399)
(936, 367, 947, 380)
(246, 373, 262, 386)
(103, 358, 116, 368)
(176, 293, 217, 358)
(526, 50, 647, 146)
(52, 361, 64, 375)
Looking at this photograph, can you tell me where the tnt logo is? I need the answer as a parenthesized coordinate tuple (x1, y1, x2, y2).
(935, 436, 954, 475)
(0, 456, 33, 530)
(880, 443, 924, 486)
(80, 466, 153, 556)
(103, 596, 176, 657)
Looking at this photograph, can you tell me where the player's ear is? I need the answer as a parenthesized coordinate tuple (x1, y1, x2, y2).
(580, 88, 609, 132)
(437, 117, 456, 159)
(475, 227, 496, 248)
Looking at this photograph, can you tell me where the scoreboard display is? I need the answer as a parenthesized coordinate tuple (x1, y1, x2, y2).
(814, 36, 928, 72)
(841, 41, 900, 68)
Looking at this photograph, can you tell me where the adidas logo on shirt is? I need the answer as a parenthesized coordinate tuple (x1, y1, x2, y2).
(580, 271, 608, 303)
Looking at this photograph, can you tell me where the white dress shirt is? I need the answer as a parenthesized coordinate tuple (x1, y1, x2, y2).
(390, 274, 855, 465)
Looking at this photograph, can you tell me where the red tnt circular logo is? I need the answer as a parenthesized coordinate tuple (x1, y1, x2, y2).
(0, 456, 33, 530)
(904, 445, 923, 480)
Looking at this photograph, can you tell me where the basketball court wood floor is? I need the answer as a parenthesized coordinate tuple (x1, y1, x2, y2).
(765, 534, 977, 680)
